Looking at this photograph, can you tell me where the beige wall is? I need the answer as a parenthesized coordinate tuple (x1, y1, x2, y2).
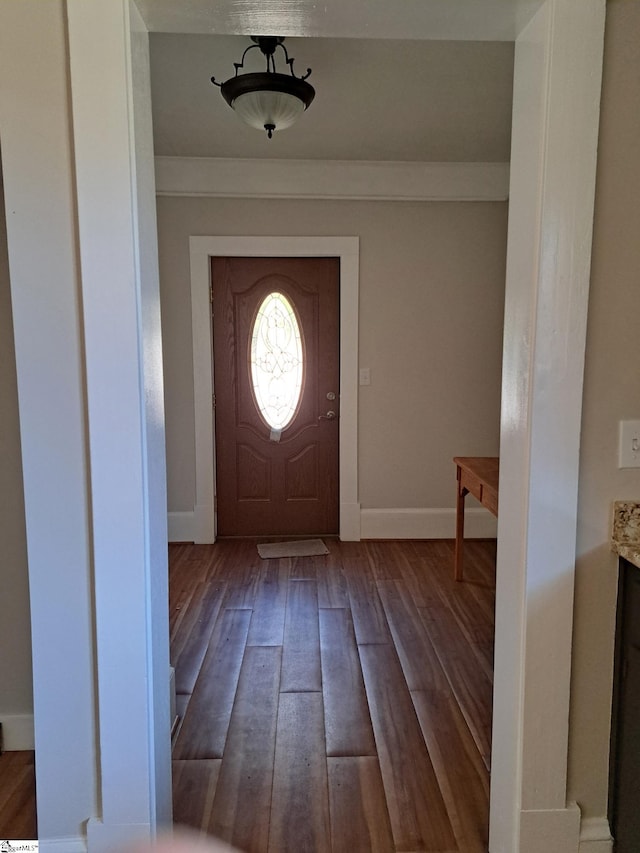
(157, 196, 507, 515)
(569, 0, 640, 825)
(0, 164, 33, 733)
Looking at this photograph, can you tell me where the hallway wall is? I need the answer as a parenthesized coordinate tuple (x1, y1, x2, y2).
(156, 196, 508, 523)
(0, 160, 32, 750)
(570, 0, 640, 832)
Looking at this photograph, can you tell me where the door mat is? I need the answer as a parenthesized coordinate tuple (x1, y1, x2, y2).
(257, 539, 329, 559)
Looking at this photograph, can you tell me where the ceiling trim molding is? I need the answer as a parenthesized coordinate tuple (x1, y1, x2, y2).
(137, 0, 545, 41)
(154, 156, 510, 202)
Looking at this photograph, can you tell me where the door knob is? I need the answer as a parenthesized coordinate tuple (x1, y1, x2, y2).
(318, 410, 337, 420)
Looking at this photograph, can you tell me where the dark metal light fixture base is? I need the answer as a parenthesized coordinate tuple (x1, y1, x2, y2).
(212, 36, 315, 138)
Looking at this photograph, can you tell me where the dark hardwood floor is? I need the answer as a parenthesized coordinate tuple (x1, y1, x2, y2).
(171, 538, 496, 853)
(0, 538, 495, 850)
(0, 749, 37, 839)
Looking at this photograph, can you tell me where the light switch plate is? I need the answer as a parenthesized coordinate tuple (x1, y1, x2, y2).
(359, 368, 371, 386)
(618, 420, 640, 468)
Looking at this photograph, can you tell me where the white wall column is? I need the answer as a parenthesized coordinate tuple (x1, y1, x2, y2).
(67, 1, 172, 848)
(490, 1, 606, 850)
(0, 4, 97, 848)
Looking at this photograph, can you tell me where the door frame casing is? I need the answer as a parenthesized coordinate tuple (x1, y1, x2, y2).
(190, 235, 360, 542)
(3, 0, 607, 848)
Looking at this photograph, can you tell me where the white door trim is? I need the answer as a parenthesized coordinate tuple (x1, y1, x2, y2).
(190, 235, 360, 542)
(3, 0, 605, 848)
(490, 1, 606, 850)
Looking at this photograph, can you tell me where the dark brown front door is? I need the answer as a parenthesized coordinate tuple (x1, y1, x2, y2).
(212, 256, 340, 537)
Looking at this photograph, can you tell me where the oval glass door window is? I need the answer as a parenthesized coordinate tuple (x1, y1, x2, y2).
(250, 291, 304, 429)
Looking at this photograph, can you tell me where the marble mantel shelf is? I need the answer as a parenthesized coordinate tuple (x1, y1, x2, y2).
(611, 501, 640, 570)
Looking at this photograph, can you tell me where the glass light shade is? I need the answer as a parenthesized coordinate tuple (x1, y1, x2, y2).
(232, 90, 306, 133)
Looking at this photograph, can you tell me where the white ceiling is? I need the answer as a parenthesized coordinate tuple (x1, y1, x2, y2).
(144, 0, 529, 163)
(149, 35, 514, 162)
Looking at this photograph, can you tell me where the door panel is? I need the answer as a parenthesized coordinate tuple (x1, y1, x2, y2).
(212, 257, 340, 536)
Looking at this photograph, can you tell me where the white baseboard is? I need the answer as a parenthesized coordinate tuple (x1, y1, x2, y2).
(87, 818, 151, 853)
(360, 507, 498, 539)
(340, 501, 362, 541)
(169, 506, 497, 542)
(193, 503, 215, 544)
(167, 507, 215, 543)
(39, 838, 87, 853)
(1, 713, 35, 750)
(519, 803, 581, 853)
(167, 511, 194, 543)
(579, 817, 613, 853)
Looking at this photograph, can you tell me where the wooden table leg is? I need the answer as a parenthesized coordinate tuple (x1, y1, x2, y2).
(454, 483, 466, 581)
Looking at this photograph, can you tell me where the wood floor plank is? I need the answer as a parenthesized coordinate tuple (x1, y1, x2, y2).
(246, 562, 288, 647)
(173, 579, 227, 694)
(345, 561, 392, 646)
(412, 540, 495, 679)
(412, 689, 489, 853)
(289, 553, 317, 580)
(172, 759, 221, 834)
(208, 646, 281, 852)
(419, 605, 493, 768)
(377, 579, 450, 693)
(328, 756, 395, 853)
(222, 557, 261, 609)
(168, 542, 207, 570)
(421, 591, 493, 684)
(172, 693, 191, 744)
(475, 636, 495, 678)
(400, 540, 451, 609)
(169, 548, 207, 639)
(436, 568, 494, 649)
(171, 578, 204, 656)
(202, 540, 239, 581)
(421, 540, 495, 638)
(461, 537, 496, 593)
(319, 607, 377, 757)
(268, 692, 331, 853)
(317, 540, 349, 609)
(364, 540, 405, 581)
(450, 537, 497, 588)
(471, 539, 497, 588)
(0, 751, 37, 840)
(188, 543, 226, 564)
(359, 643, 457, 852)
(280, 579, 321, 692)
(173, 608, 251, 759)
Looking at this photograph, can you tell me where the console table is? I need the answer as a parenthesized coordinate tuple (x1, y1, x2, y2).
(453, 456, 499, 581)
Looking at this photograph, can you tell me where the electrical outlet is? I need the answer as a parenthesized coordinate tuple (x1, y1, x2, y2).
(618, 420, 640, 468)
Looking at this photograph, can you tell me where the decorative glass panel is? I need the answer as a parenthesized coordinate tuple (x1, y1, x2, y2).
(250, 292, 304, 429)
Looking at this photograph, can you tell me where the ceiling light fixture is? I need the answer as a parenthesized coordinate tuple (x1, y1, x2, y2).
(211, 36, 315, 139)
